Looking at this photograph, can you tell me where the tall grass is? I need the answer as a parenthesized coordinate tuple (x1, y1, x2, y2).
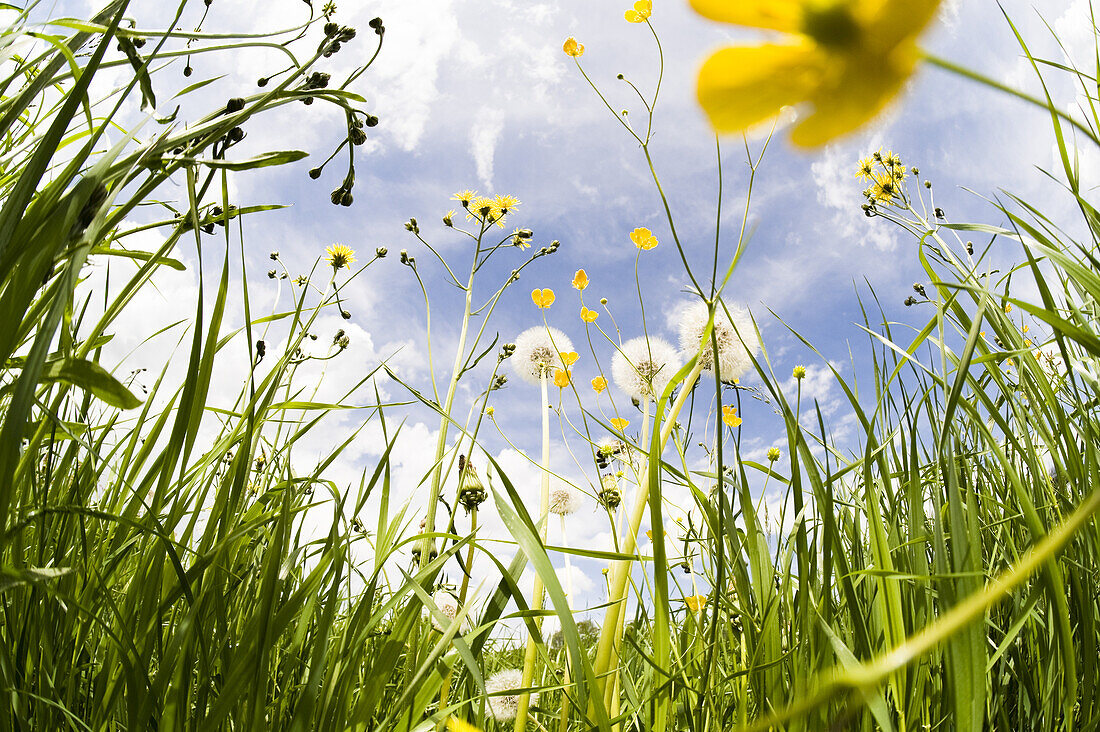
(2, 2, 1100, 731)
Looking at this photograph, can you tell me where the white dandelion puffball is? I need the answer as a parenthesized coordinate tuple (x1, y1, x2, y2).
(548, 483, 584, 516)
(612, 336, 680, 400)
(428, 589, 462, 633)
(677, 300, 759, 381)
(485, 668, 534, 722)
(513, 326, 574, 386)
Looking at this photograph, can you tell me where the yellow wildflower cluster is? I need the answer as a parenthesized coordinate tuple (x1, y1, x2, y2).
(324, 244, 356, 270)
(451, 190, 521, 227)
(856, 150, 907, 204)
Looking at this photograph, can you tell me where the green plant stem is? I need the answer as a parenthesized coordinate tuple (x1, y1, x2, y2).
(516, 371, 552, 732)
(436, 507, 478, 731)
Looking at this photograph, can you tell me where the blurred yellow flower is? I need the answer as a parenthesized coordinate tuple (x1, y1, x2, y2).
(1005, 304, 1013, 313)
(559, 351, 579, 366)
(1022, 324, 1030, 333)
(610, 417, 629, 430)
(625, 0, 652, 23)
(324, 244, 356, 270)
(630, 227, 658, 250)
(572, 269, 589, 290)
(684, 594, 707, 613)
(767, 447, 781, 462)
(721, 405, 742, 428)
(532, 288, 556, 309)
(446, 717, 483, 732)
(485, 406, 495, 417)
(592, 376, 608, 393)
(554, 369, 572, 388)
(581, 306, 599, 323)
(563, 37, 585, 57)
(689, 0, 943, 147)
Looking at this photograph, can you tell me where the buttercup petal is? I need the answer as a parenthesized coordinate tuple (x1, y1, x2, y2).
(688, 0, 801, 33)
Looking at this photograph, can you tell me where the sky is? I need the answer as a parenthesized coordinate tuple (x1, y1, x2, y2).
(34, 0, 1100, 630)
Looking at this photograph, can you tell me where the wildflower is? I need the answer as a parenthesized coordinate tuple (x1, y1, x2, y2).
(485, 406, 495, 417)
(598, 474, 621, 508)
(451, 189, 477, 207)
(549, 484, 584, 515)
(324, 244, 356, 270)
(428, 589, 462, 633)
(554, 368, 572, 388)
(512, 326, 575, 385)
(581, 306, 599, 323)
(1023, 324, 1030, 333)
(867, 171, 898, 202)
(677, 300, 759, 381)
(458, 462, 487, 512)
(855, 155, 875, 180)
(630, 226, 659, 250)
(767, 446, 781, 462)
(443, 210, 455, 226)
(721, 405, 742, 428)
(466, 196, 498, 225)
(793, 365, 807, 379)
(610, 417, 629, 431)
(624, 0, 652, 23)
(689, 0, 944, 147)
(612, 336, 680, 400)
(1005, 304, 1013, 313)
(531, 288, 556, 309)
(492, 193, 520, 217)
(559, 351, 579, 366)
(511, 229, 531, 248)
(485, 669, 534, 722)
(572, 269, 589, 290)
(563, 37, 585, 57)
(592, 375, 608, 393)
(684, 594, 707, 613)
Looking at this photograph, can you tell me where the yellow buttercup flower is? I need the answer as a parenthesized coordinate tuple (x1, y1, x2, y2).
(324, 244, 356, 270)
(592, 375, 608, 393)
(630, 227, 658, 250)
(532, 288, 556, 309)
(572, 269, 589, 290)
(554, 369, 572, 388)
(684, 594, 707, 613)
(690, 0, 943, 147)
(721, 405, 742, 428)
(563, 37, 585, 57)
(580, 306, 599, 323)
(559, 351, 579, 367)
(610, 417, 629, 431)
(624, 0, 652, 23)
(767, 447, 781, 462)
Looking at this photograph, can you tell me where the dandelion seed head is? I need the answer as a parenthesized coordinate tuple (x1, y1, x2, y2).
(548, 484, 583, 516)
(512, 326, 574, 385)
(612, 336, 679, 400)
(485, 669, 533, 722)
(429, 589, 461, 632)
(677, 301, 758, 381)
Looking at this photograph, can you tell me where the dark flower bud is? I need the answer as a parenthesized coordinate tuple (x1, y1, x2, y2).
(368, 16, 383, 28)
(331, 189, 344, 205)
(309, 167, 322, 179)
(375, 25, 385, 35)
(340, 190, 354, 206)
(226, 97, 245, 114)
(202, 223, 215, 234)
(904, 296, 916, 306)
(934, 207, 945, 219)
(966, 241, 974, 255)
(349, 127, 367, 145)
(268, 269, 277, 279)
(341, 309, 351, 320)
(337, 28, 356, 42)
(913, 282, 926, 298)
(133, 37, 146, 48)
(376, 246, 387, 257)
(517, 229, 533, 239)
(227, 126, 245, 143)
(256, 340, 266, 358)
(303, 97, 314, 105)
(270, 251, 279, 260)
(365, 115, 379, 127)
(324, 21, 339, 36)
(184, 65, 193, 77)
(924, 180, 932, 189)
(323, 41, 340, 57)
(257, 77, 268, 87)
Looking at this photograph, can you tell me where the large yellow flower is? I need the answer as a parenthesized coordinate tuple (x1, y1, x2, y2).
(690, 0, 943, 147)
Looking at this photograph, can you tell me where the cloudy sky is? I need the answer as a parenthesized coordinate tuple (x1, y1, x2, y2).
(46, 0, 1099, 623)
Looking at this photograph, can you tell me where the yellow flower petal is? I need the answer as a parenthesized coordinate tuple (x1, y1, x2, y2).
(563, 37, 585, 57)
(687, 0, 800, 32)
(592, 376, 607, 394)
(684, 594, 707, 613)
(559, 351, 579, 367)
(572, 269, 589, 290)
(580, 306, 599, 323)
(721, 405, 742, 428)
(610, 417, 629, 431)
(697, 41, 824, 136)
(554, 369, 571, 388)
(629, 227, 659, 250)
(531, 288, 556, 309)
(625, 0, 651, 22)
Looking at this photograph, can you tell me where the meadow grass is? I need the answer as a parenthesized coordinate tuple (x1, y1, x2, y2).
(2, 2, 1100, 731)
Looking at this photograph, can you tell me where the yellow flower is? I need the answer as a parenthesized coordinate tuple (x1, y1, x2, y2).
(630, 227, 658, 250)
(646, 529, 653, 540)
(492, 193, 520, 217)
(466, 196, 495, 221)
(684, 594, 707, 613)
(572, 269, 589, 290)
(511, 228, 532, 249)
(446, 717, 483, 732)
(721, 405, 742, 428)
(559, 351, 579, 367)
(1005, 304, 1013, 313)
(554, 369, 572, 388)
(580, 306, 599, 323)
(867, 171, 898, 202)
(485, 406, 495, 417)
(531, 288, 555, 309)
(855, 155, 875, 181)
(792, 365, 807, 379)
(610, 417, 629, 431)
(767, 447, 781, 462)
(624, 0, 652, 23)
(324, 244, 356, 270)
(592, 375, 608, 393)
(451, 189, 478, 207)
(1022, 324, 1030, 333)
(563, 37, 585, 57)
(689, 0, 943, 147)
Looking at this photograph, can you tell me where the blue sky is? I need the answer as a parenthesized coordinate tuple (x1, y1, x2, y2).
(51, 0, 1098, 619)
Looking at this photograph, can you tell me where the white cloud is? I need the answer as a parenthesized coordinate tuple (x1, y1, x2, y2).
(470, 107, 505, 189)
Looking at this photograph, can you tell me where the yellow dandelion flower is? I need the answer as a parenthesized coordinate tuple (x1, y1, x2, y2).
(580, 306, 599, 323)
(554, 369, 572, 388)
(625, 0, 652, 23)
(572, 269, 589, 290)
(531, 288, 555, 309)
(592, 375, 608, 393)
(684, 594, 707, 613)
(868, 171, 898, 202)
(792, 365, 807, 379)
(451, 189, 478, 207)
(563, 37, 585, 57)
(630, 227, 658, 250)
(855, 155, 875, 181)
(559, 351, 579, 367)
(511, 228, 532, 249)
(492, 193, 521, 217)
(690, 0, 943, 147)
(610, 417, 629, 430)
(324, 244, 356, 270)
(721, 405, 742, 428)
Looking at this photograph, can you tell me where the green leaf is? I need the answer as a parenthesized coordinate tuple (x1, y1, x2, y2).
(178, 150, 308, 171)
(40, 357, 142, 409)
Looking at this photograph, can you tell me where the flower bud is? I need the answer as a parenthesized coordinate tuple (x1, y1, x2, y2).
(309, 167, 322, 179)
(225, 97, 245, 114)
(376, 246, 387, 258)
